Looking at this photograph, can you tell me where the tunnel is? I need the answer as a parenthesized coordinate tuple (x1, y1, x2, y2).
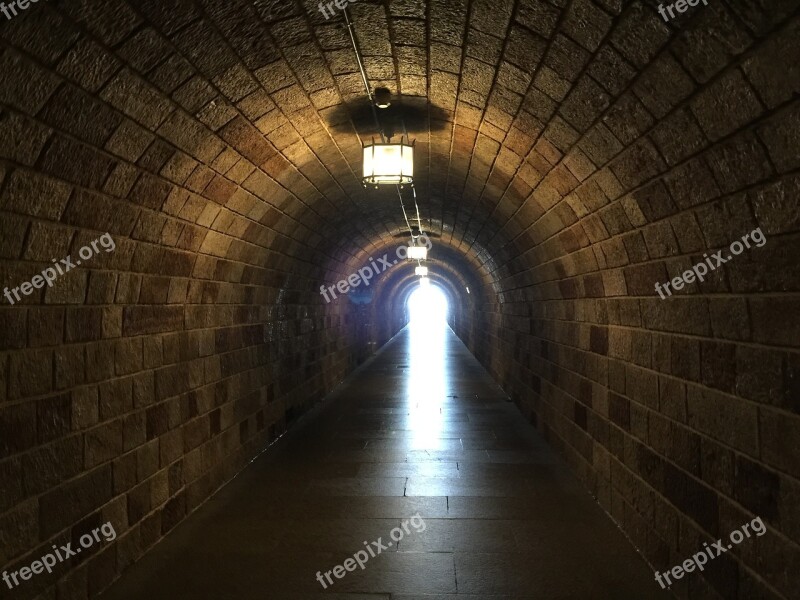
(0, 0, 798, 598)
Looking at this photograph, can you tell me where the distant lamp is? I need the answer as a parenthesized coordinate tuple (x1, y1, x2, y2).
(362, 137, 414, 187)
(419, 276, 431, 286)
(374, 87, 392, 108)
(407, 237, 427, 260)
(408, 246, 427, 260)
(415, 266, 428, 277)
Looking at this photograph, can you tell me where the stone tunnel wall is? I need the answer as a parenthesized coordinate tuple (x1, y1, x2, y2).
(450, 8, 800, 600)
(0, 0, 798, 599)
(0, 5, 387, 599)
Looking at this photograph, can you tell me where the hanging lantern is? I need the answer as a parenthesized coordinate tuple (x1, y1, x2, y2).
(362, 137, 414, 187)
(415, 266, 428, 277)
(407, 237, 427, 260)
(419, 276, 431, 286)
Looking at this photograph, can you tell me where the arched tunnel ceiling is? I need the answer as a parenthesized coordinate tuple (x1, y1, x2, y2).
(1, 2, 799, 598)
(1, 0, 797, 298)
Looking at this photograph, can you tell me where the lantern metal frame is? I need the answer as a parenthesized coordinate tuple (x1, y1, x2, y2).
(407, 236, 428, 260)
(361, 137, 415, 188)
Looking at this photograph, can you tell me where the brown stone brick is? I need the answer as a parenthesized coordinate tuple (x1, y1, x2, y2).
(0, 498, 39, 567)
(122, 411, 146, 452)
(147, 469, 168, 510)
(54, 346, 86, 390)
(705, 131, 773, 194)
(160, 491, 186, 535)
(145, 403, 169, 440)
(37, 392, 71, 444)
(85, 419, 124, 468)
(98, 377, 133, 421)
(735, 346, 784, 407)
(123, 306, 183, 336)
(734, 455, 779, 520)
(112, 451, 138, 498)
(700, 340, 736, 394)
(39, 465, 112, 538)
(136, 439, 159, 483)
(126, 479, 152, 526)
(133, 371, 156, 408)
(183, 417, 210, 452)
(691, 69, 764, 141)
(687, 386, 758, 455)
(0, 112, 51, 165)
(759, 408, 800, 479)
(159, 429, 183, 466)
(65, 308, 104, 343)
(625, 365, 658, 409)
(40, 135, 117, 190)
(28, 307, 65, 348)
(86, 272, 118, 305)
(0, 456, 23, 514)
(9, 348, 53, 399)
(750, 297, 800, 346)
(0, 308, 27, 350)
(115, 337, 143, 376)
(21, 434, 83, 497)
(608, 392, 630, 431)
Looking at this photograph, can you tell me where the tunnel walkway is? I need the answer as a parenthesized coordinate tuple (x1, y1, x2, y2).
(99, 323, 669, 600)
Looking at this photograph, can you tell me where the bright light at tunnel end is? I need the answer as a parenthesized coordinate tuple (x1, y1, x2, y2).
(408, 284, 447, 328)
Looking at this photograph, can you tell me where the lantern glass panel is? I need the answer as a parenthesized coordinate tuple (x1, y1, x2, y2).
(362, 142, 414, 185)
(408, 246, 427, 260)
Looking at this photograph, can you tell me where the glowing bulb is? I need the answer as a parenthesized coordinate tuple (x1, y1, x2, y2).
(408, 246, 427, 260)
(362, 139, 414, 186)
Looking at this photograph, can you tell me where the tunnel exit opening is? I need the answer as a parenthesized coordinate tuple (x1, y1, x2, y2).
(407, 283, 448, 330)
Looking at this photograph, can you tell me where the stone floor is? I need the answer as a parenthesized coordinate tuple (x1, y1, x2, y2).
(100, 321, 671, 599)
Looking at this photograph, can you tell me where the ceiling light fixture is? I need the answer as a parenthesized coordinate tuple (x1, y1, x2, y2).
(343, 10, 415, 190)
(374, 87, 392, 108)
(407, 236, 427, 260)
(344, 8, 424, 245)
(408, 247, 427, 260)
(362, 137, 415, 188)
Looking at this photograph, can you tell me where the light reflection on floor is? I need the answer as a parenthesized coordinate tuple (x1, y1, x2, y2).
(406, 284, 449, 450)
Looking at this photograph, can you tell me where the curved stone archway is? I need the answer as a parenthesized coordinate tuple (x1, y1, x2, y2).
(0, 0, 798, 598)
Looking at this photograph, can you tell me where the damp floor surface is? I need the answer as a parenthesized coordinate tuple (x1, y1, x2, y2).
(99, 323, 671, 600)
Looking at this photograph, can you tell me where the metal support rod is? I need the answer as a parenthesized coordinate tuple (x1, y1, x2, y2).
(398, 185, 413, 234)
(345, 7, 424, 243)
(344, 8, 385, 143)
(411, 186, 422, 234)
